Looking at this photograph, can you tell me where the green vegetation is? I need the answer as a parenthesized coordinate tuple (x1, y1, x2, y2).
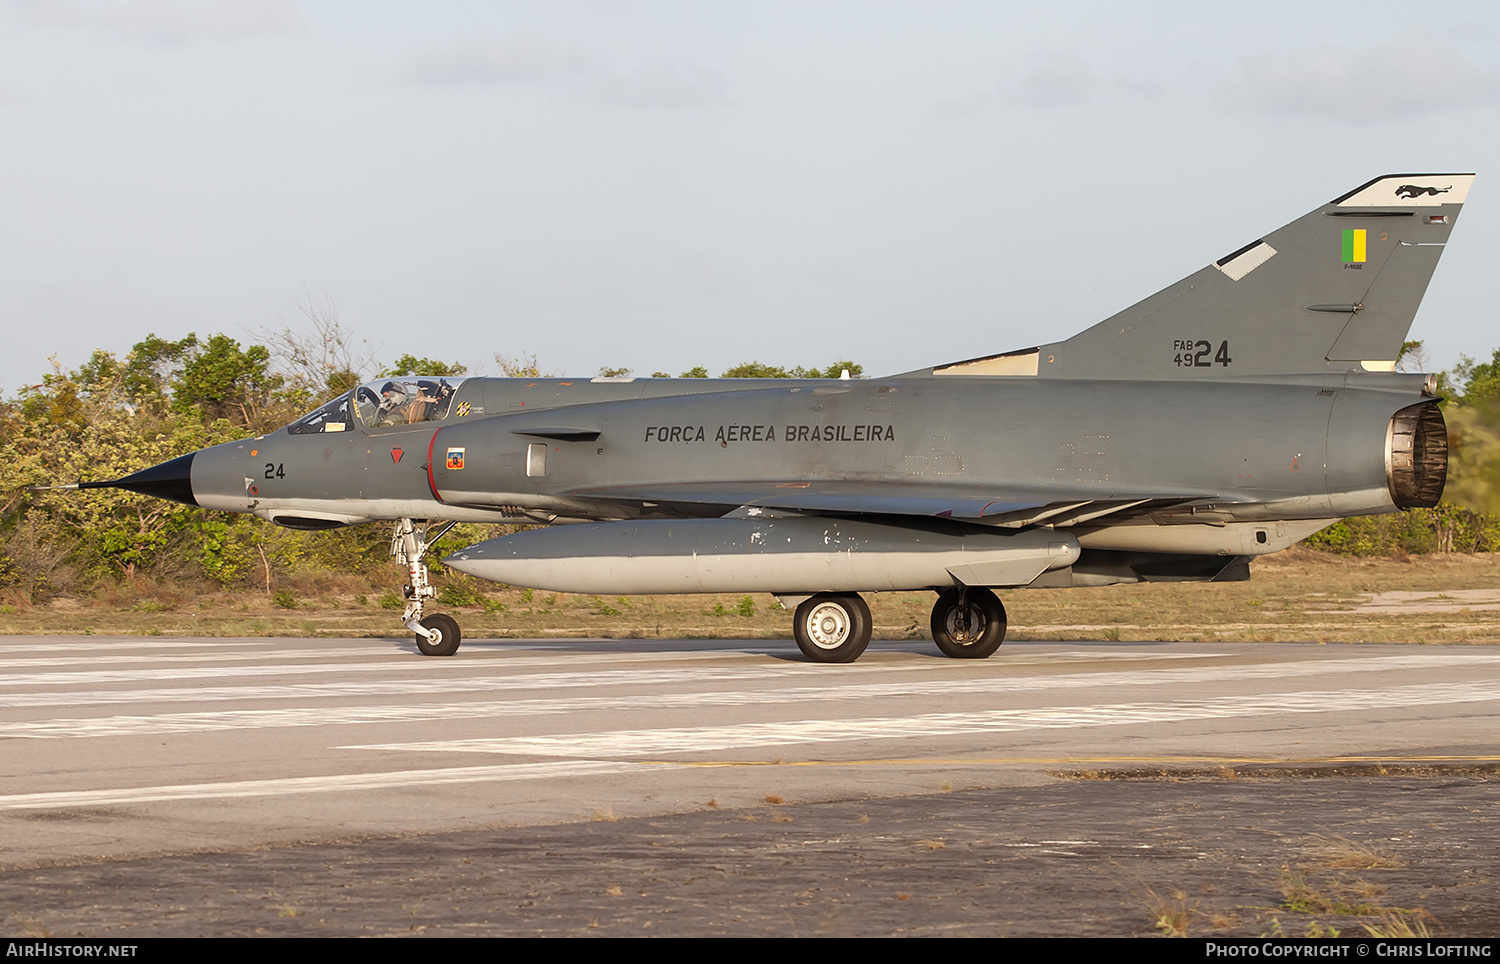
(676, 362, 862, 379)
(1303, 505, 1500, 555)
(437, 579, 508, 613)
(719, 360, 863, 379)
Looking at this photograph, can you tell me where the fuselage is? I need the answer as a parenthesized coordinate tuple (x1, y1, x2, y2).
(185, 371, 1442, 546)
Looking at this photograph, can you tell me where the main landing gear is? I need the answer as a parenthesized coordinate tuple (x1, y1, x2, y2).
(929, 587, 1007, 658)
(392, 518, 463, 657)
(787, 587, 1008, 663)
(792, 593, 873, 663)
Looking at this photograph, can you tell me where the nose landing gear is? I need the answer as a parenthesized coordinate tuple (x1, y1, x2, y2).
(392, 518, 463, 656)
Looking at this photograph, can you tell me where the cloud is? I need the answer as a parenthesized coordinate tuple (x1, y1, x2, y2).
(1217, 33, 1497, 123)
(400, 32, 592, 87)
(590, 56, 730, 110)
(398, 33, 730, 111)
(1017, 52, 1096, 106)
(986, 53, 1159, 111)
(13, 0, 306, 43)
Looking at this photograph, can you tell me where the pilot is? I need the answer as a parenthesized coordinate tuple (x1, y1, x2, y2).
(376, 381, 409, 425)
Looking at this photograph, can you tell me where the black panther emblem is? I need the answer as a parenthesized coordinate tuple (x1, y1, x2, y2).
(1395, 184, 1451, 199)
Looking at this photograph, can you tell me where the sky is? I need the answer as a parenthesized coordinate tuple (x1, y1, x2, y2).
(2, 0, 1499, 395)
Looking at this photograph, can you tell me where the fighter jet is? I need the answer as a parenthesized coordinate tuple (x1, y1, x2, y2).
(72, 173, 1470, 660)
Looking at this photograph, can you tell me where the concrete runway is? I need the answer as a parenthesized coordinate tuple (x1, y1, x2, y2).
(3, 635, 1499, 935)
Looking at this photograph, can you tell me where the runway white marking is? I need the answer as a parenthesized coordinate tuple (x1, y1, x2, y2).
(0, 648, 1225, 690)
(5, 653, 1493, 735)
(0, 761, 668, 811)
(2, 650, 1489, 710)
(0, 653, 759, 687)
(345, 681, 1500, 758)
(17, 639, 290, 653)
(0, 648, 416, 669)
(0, 660, 956, 697)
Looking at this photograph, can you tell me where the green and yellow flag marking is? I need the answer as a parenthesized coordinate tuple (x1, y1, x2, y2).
(1342, 228, 1367, 263)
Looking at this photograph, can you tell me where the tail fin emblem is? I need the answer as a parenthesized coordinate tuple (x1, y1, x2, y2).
(1395, 184, 1451, 199)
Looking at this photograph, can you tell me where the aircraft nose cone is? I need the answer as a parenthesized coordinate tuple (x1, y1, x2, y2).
(80, 452, 198, 506)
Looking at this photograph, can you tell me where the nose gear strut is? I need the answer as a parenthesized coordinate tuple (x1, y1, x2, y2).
(391, 518, 463, 655)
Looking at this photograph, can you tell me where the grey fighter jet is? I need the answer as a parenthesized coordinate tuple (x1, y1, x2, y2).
(73, 173, 1471, 660)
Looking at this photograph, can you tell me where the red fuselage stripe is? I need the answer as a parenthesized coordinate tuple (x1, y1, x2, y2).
(426, 429, 444, 503)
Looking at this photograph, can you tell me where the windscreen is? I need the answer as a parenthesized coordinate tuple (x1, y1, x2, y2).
(286, 393, 354, 435)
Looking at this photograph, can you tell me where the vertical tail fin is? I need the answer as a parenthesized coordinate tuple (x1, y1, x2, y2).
(1025, 174, 1475, 379)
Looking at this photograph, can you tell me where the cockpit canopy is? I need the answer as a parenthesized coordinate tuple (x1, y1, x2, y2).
(287, 377, 469, 435)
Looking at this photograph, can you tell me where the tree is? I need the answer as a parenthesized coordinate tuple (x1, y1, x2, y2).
(495, 354, 550, 377)
(122, 334, 199, 407)
(173, 334, 280, 427)
(812, 360, 863, 379)
(721, 361, 790, 378)
(384, 354, 468, 378)
(255, 292, 377, 406)
(1453, 349, 1500, 405)
(720, 360, 864, 378)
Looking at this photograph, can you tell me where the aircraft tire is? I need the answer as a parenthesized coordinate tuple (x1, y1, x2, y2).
(930, 588, 1006, 658)
(792, 593, 872, 663)
(416, 613, 462, 657)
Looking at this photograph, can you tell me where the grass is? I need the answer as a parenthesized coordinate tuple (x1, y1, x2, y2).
(1261, 835, 1436, 938)
(1363, 910, 1437, 938)
(3, 548, 1500, 641)
(1300, 835, 1406, 872)
(1142, 884, 1197, 937)
(1132, 833, 1439, 939)
(1278, 872, 1382, 916)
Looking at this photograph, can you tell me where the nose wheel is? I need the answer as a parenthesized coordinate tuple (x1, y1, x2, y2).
(415, 613, 462, 657)
(392, 518, 463, 656)
(930, 587, 1006, 658)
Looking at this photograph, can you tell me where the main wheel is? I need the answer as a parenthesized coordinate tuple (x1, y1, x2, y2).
(416, 612, 462, 657)
(930, 588, 1006, 658)
(792, 594, 872, 663)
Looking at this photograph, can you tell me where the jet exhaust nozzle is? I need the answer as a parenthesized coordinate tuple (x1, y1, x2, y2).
(1387, 401, 1447, 510)
(79, 452, 198, 507)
